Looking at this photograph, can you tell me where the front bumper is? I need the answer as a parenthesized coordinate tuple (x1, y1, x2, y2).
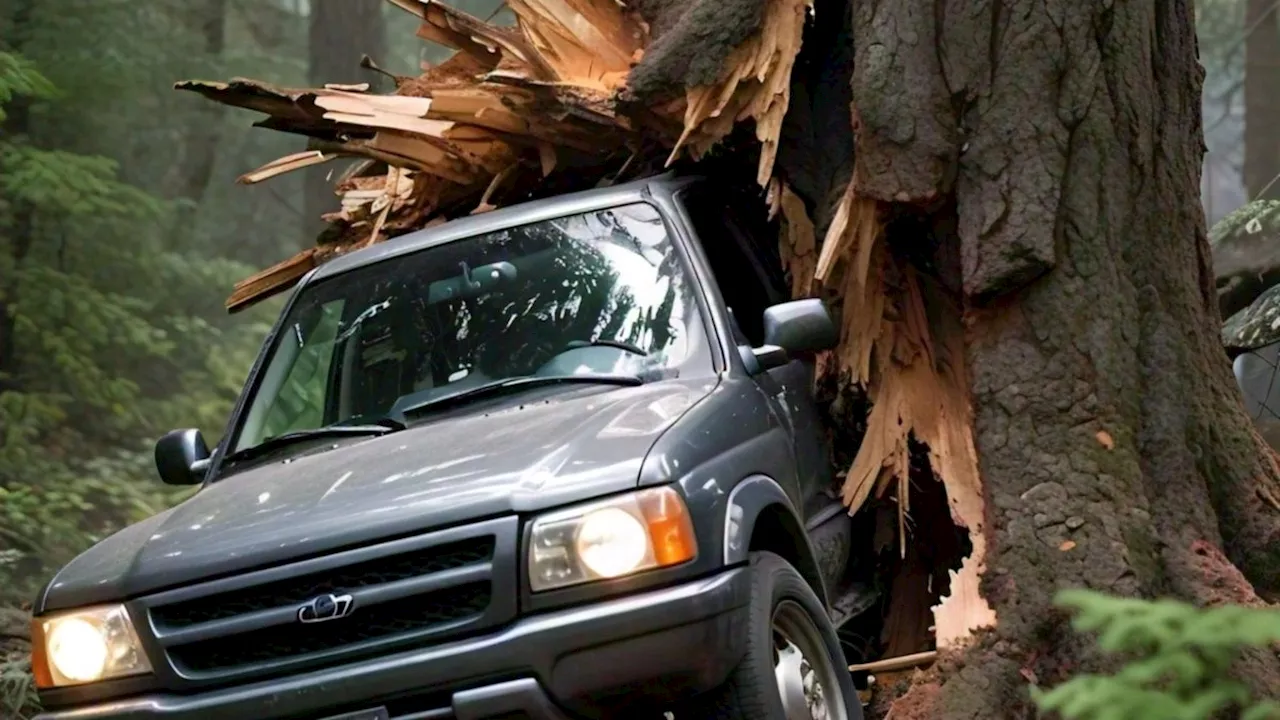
(36, 567, 751, 720)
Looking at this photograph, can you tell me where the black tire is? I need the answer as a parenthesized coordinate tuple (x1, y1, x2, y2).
(676, 552, 863, 720)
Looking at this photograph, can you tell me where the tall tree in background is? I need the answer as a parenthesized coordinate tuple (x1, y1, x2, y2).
(1245, 0, 1280, 198)
(305, 0, 385, 236)
(167, 0, 228, 205)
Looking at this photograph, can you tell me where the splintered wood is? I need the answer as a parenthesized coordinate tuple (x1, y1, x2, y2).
(179, 0, 807, 312)
(772, 180, 818, 298)
(669, 0, 813, 186)
(802, 179, 997, 650)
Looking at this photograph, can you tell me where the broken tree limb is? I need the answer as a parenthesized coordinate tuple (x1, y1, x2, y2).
(179, 0, 807, 313)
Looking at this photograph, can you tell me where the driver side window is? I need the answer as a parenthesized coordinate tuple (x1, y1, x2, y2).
(680, 189, 786, 347)
(244, 300, 345, 447)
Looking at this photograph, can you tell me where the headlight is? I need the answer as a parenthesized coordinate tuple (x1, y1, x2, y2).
(528, 486, 697, 592)
(31, 605, 152, 688)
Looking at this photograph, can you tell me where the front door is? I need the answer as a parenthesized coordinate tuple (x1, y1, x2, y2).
(678, 186, 835, 519)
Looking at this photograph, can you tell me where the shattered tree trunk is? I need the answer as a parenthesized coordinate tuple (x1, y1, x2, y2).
(179, 0, 1280, 715)
(828, 1, 1280, 715)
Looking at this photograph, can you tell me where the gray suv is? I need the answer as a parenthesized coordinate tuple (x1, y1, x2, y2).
(30, 175, 864, 720)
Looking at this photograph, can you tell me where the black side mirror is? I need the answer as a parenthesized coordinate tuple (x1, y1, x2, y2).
(155, 429, 211, 486)
(747, 299, 839, 373)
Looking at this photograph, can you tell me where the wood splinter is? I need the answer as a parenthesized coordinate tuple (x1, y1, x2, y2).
(848, 650, 938, 675)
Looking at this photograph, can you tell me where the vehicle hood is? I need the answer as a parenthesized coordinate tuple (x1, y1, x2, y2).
(38, 378, 715, 612)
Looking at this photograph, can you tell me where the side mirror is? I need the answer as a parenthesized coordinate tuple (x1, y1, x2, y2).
(764, 299, 839, 354)
(155, 429, 211, 486)
(747, 299, 839, 373)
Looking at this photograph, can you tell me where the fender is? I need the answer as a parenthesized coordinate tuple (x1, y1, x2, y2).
(722, 474, 829, 607)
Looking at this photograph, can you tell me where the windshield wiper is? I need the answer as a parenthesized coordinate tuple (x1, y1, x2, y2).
(223, 420, 404, 465)
(564, 339, 649, 356)
(398, 374, 644, 419)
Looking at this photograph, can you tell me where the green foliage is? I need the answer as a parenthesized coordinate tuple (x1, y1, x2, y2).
(0, 38, 272, 717)
(0, 657, 38, 720)
(1033, 589, 1280, 720)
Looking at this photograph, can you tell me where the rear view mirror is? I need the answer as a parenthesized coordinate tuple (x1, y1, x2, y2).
(427, 261, 517, 305)
(763, 299, 839, 355)
(155, 429, 211, 486)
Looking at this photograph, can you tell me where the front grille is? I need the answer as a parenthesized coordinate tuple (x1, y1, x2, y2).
(170, 581, 490, 673)
(151, 539, 494, 628)
(138, 517, 519, 688)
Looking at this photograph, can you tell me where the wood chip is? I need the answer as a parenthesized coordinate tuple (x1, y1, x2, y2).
(238, 150, 337, 184)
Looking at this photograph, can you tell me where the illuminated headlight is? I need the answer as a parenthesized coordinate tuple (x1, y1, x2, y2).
(31, 605, 152, 688)
(528, 486, 697, 592)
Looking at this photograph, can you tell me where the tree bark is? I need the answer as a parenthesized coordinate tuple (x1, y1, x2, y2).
(842, 1, 1280, 714)
(1245, 0, 1280, 200)
(305, 0, 386, 238)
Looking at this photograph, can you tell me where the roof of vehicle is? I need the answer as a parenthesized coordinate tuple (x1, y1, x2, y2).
(307, 172, 694, 285)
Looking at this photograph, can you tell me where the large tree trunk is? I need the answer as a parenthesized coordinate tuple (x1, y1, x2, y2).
(836, 1, 1280, 714)
(304, 0, 385, 237)
(1245, 0, 1280, 200)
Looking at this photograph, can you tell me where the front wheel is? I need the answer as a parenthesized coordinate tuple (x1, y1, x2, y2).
(676, 552, 862, 720)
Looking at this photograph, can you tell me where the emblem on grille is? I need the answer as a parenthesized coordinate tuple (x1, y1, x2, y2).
(298, 593, 355, 623)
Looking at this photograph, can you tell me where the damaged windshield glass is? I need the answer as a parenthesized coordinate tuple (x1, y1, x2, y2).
(230, 202, 703, 455)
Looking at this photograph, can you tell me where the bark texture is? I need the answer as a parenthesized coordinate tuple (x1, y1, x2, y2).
(843, 1, 1280, 715)
(1245, 0, 1280, 200)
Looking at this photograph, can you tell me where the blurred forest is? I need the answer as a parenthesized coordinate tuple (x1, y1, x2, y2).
(0, 0, 1277, 716)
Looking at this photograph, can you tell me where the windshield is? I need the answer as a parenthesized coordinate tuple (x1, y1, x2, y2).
(230, 202, 705, 454)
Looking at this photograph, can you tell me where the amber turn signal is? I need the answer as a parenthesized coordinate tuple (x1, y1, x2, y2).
(30, 616, 54, 689)
(637, 486, 697, 567)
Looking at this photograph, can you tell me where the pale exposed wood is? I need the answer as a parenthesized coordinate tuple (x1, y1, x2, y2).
(238, 150, 337, 185)
(819, 177, 996, 647)
(324, 82, 371, 92)
(538, 142, 557, 176)
(323, 110, 456, 138)
(225, 248, 319, 312)
(314, 91, 436, 117)
(506, 0, 646, 88)
(667, 0, 811, 187)
(472, 163, 516, 214)
(181, 0, 808, 314)
(777, 182, 817, 299)
(848, 650, 938, 674)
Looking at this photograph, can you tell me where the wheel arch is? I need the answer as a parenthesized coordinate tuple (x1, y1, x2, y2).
(723, 475, 828, 607)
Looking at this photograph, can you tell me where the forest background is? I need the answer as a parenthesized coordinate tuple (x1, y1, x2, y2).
(0, 0, 1276, 716)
